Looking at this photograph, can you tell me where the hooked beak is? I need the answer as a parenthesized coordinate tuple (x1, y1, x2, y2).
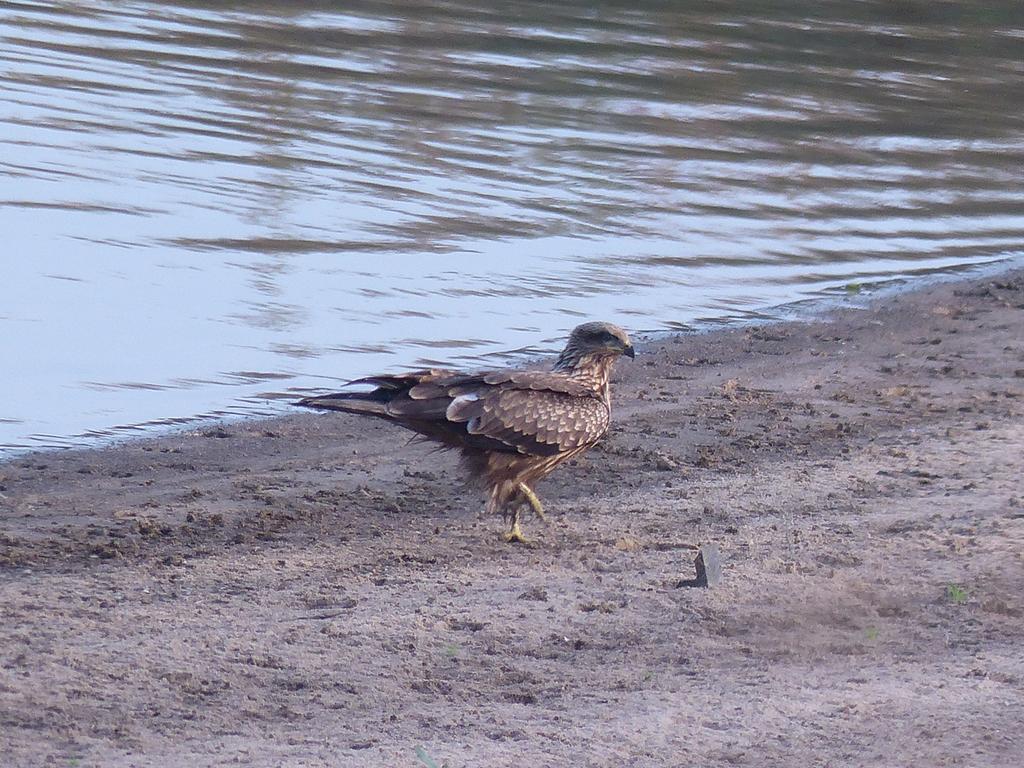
(622, 343, 635, 359)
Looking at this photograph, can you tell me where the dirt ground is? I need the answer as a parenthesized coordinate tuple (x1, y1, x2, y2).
(2, 268, 1023, 768)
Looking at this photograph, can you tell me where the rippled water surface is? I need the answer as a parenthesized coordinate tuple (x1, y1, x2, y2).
(2, 1, 1023, 454)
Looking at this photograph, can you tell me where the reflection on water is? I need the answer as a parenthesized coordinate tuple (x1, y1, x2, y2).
(1, 1, 1022, 454)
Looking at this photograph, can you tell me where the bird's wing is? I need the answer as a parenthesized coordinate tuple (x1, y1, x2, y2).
(300, 368, 609, 456)
(443, 374, 610, 456)
(480, 370, 597, 396)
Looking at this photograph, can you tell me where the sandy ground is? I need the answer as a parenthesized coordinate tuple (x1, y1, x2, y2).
(2, 268, 1023, 768)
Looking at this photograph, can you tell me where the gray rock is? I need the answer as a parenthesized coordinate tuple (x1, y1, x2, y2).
(676, 543, 722, 588)
(695, 544, 722, 587)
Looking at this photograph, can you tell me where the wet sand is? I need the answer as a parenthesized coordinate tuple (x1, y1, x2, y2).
(2, 268, 1023, 767)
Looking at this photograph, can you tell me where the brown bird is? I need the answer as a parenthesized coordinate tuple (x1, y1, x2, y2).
(297, 321, 634, 542)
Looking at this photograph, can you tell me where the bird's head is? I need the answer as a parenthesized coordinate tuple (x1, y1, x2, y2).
(555, 321, 635, 371)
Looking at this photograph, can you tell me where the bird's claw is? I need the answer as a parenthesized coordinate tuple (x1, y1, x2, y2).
(502, 520, 530, 544)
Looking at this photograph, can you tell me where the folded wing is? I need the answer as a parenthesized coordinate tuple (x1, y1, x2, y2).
(298, 369, 610, 457)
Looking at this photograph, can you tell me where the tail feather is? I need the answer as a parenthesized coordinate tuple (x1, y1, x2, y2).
(297, 390, 391, 416)
(296, 369, 459, 420)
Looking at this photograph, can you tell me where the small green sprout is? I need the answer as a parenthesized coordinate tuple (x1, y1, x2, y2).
(946, 584, 968, 605)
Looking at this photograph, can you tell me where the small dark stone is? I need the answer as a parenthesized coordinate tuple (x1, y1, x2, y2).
(677, 543, 722, 588)
(695, 544, 723, 587)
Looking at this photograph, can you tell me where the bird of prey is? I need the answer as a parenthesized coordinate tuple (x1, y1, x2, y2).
(297, 321, 634, 542)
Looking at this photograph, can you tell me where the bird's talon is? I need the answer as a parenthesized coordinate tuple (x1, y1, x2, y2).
(502, 521, 530, 544)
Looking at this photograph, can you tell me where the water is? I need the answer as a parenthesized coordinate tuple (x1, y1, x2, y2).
(2, 1, 1022, 455)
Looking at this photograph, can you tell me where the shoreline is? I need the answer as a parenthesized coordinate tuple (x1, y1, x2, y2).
(3, 255, 1019, 463)
(2, 267, 1022, 766)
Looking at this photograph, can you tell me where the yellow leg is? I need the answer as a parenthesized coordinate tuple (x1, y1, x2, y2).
(518, 483, 547, 522)
(502, 505, 530, 544)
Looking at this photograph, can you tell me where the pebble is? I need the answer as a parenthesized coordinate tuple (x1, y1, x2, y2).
(694, 544, 723, 587)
